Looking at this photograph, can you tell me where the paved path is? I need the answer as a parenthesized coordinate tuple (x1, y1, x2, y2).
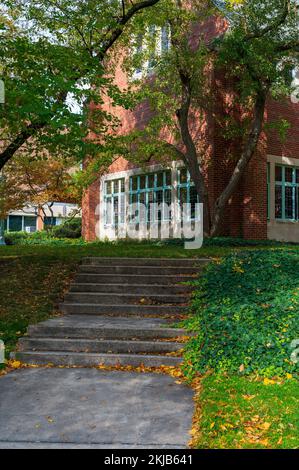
(0, 368, 194, 449)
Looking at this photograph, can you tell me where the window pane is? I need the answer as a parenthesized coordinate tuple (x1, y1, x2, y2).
(156, 190, 163, 204)
(165, 170, 171, 186)
(180, 187, 187, 204)
(285, 167, 293, 183)
(8, 216, 22, 232)
(161, 25, 170, 53)
(148, 174, 155, 189)
(131, 176, 138, 191)
(147, 191, 154, 221)
(157, 172, 164, 188)
(105, 197, 112, 225)
(296, 170, 299, 184)
(120, 195, 125, 224)
(164, 189, 172, 220)
(140, 175, 146, 190)
(285, 186, 293, 219)
(113, 196, 119, 225)
(105, 181, 112, 195)
(44, 217, 56, 226)
(275, 166, 282, 182)
(190, 187, 198, 220)
(179, 168, 187, 184)
(24, 216, 37, 232)
(120, 179, 125, 193)
(275, 186, 282, 219)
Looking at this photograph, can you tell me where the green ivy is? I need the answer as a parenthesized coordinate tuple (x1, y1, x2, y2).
(184, 250, 299, 379)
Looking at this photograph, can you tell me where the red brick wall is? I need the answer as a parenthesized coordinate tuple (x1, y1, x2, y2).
(82, 15, 299, 242)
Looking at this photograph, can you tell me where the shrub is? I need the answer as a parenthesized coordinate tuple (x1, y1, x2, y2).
(184, 249, 299, 378)
(51, 218, 82, 239)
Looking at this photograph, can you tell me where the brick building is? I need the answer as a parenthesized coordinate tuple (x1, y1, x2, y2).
(82, 16, 299, 243)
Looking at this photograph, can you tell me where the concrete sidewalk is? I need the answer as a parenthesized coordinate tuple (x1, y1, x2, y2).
(0, 368, 194, 449)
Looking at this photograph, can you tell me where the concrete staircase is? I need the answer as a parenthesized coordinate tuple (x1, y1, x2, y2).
(13, 257, 209, 367)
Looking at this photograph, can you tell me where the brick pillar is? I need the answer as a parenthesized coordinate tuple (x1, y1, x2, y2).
(242, 132, 268, 240)
(82, 179, 100, 242)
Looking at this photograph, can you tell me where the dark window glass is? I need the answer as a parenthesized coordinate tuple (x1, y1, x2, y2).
(165, 170, 171, 186)
(157, 172, 164, 188)
(275, 186, 282, 218)
(180, 168, 187, 184)
(131, 176, 138, 191)
(285, 167, 293, 183)
(140, 175, 146, 190)
(296, 169, 299, 185)
(285, 186, 293, 219)
(9, 215, 22, 232)
(275, 166, 282, 182)
(148, 174, 155, 189)
(24, 216, 37, 231)
(44, 217, 56, 226)
(190, 187, 199, 219)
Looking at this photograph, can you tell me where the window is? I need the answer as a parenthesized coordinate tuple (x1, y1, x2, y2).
(133, 24, 171, 77)
(44, 216, 57, 227)
(129, 170, 172, 223)
(177, 168, 199, 220)
(8, 215, 22, 232)
(24, 216, 37, 233)
(104, 178, 125, 226)
(275, 165, 299, 221)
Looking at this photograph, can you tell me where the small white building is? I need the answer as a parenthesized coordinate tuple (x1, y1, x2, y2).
(4, 203, 81, 232)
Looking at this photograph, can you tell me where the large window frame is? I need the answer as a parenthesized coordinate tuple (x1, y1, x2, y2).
(177, 168, 199, 221)
(129, 170, 172, 223)
(275, 164, 299, 221)
(104, 178, 125, 227)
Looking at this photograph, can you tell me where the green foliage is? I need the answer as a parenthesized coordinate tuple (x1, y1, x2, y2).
(184, 250, 299, 378)
(4, 229, 84, 246)
(51, 218, 82, 239)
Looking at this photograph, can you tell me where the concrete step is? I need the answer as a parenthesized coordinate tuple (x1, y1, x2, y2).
(64, 292, 189, 305)
(27, 316, 187, 341)
(12, 351, 182, 367)
(59, 303, 187, 316)
(82, 257, 209, 267)
(69, 283, 193, 295)
(79, 265, 201, 276)
(74, 274, 196, 285)
(18, 337, 183, 354)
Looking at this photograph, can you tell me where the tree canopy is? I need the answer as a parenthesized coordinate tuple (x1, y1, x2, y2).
(0, 0, 161, 171)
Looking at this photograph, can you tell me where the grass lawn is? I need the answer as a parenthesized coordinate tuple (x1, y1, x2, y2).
(0, 241, 298, 449)
(196, 374, 299, 449)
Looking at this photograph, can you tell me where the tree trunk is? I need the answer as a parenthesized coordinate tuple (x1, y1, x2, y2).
(210, 87, 268, 237)
(176, 73, 211, 236)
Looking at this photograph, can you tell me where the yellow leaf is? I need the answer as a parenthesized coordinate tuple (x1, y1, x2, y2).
(263, 378, 276, 386)
(10, 360, 21, 369)
(242, 394, 256, 401)
(210, 422, 215, 429)
(260, 422, 271, 431)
